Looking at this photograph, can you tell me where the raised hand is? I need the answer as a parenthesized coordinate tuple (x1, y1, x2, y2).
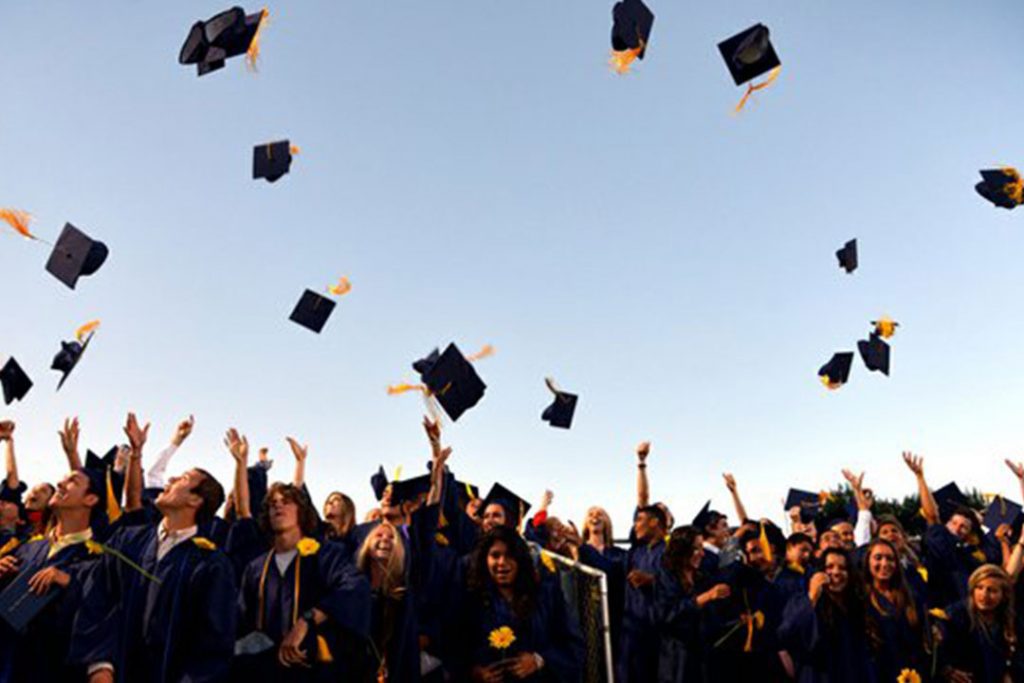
(58, 417, 79, 455)
(224, 428, 249, 464)
(723, 473, 737, 493)
(841, 469, 864, 490)
(0, 420, 13, 442)
(123, 413, 150, 453)
(422, 416, 442, 451)
(541, 489, 554, 510)
(901, 451, 924, 477)
(636, 441, 651, 463)
(172, 415, 195, 447)
(286, 437, 308, 464)
(1006, 459, 1024, 481)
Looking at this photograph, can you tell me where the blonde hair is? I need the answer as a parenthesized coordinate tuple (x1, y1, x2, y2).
(356, 521, 406, 596)
(967, 564, 1016, 645)
(581, 506, 614, 548)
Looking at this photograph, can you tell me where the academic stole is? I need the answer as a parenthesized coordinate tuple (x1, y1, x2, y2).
(256, 552, 333, 663)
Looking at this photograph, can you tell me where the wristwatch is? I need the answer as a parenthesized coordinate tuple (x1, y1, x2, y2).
(301, 608, 315, 623)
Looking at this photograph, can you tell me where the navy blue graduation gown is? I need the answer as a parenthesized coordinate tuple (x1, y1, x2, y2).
(618, 537, 665, 683)
(922, 524, 984, 608)
(68, 524, 238, 683)
(773, 565, 810, 605)
(936, 600, 1024, 682)
(0, 537, 99, 682)
(652, 567, 710, 683)
(235, 541, 370, 682)
(865, 591, 928, 682)
(777, 593, 875, 683)
(456, 582, 583, 682)
(576, 544, 627, 650)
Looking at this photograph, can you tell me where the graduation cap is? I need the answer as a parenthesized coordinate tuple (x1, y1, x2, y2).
(857, 333, 890, 376)
(976, 168, 1023, 210)
(482, 483, 532, 529)
(370, 466, 388, 501)
(610, 0, 654, 70)
(784, 489, 822, 523)
(289, 289, 336, 333)
(933, 482, 972, 522)
(718, 23, 780, 87)
(390, 474, 432, 506)
(983, 495, 1022, 533)
(692, 500, 714, 529)
(253, 140, 295, 183)
(818, 352, 853, 390)
(179, 6, 266, 76)
(0, 358, 32, 405)
(51, 333, 95, 390)
(413, 343, 486, 422)
(836, 239, 858, 274)
(541, 377, 577, 429)
(45, 223, 109, 290)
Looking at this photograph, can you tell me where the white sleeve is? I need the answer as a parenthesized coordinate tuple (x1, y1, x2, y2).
(854, 509, 873, 547)
(145, 444, 178, 489)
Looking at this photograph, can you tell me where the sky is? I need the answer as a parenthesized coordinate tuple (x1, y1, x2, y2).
(2, 1, 1024, 537)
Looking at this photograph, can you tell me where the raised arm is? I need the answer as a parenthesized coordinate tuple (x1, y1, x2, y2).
(423, 416, 447, 506)
(1, 421, 16, 490)
(122, 412, 150, 512)
(286, 437, 308, 488)
(722, 473, 749, 523)
(636, 441, 651, 508)
(58, 417, 83, 472)
(901, 451, 938, 526)
(1005, 525, 1024, 580)
(147, 415, 193, 489)
(1005, 459, 1024, 508)
(225, 429, 251, 519)
(842, 469, 873, 546)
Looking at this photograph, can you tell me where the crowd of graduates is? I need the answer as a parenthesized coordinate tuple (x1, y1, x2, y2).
(0, 415, 1023, 683)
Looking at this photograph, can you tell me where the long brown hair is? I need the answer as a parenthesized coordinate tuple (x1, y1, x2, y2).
(662, 526, 702, 592)
(967, 564, 1017, 647)
(862, 539, 920, 652)
(258, 482, 319, 538)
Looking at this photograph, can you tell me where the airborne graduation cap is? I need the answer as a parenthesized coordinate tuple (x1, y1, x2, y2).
(413, 344, 488, 422)
(975, 168, 1023, 210)
(253, 140, 297, 183)
(984, 495, 1023, 534)
(179, 6, 269, 76)
(51, 322, 99, 390)
(836, 239, 858, 274)
(0, 358, 32, 405)
(541, 377, 578, 429)
(45, 223, 109, 290)
(718, 23, 782, 112)
(609, 0, 654, 74)
(289, 277, 350, 334)
(784, 489, 822, 523)
(818, 352, 853, 390)
(857, 333, 890, 376)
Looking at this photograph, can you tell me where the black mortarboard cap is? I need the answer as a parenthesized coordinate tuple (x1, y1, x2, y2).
(415, 343, 486, 422)
(541, 378, 577, 429)
(482, 483, 532, 529)
(692, 500, 713, 529)
(984, 496, 1023, 533)
(611, 0, 655, 58)
(784, 489, 821, 523)
(933, 482, 970, 522)
(179, 6, 264, 77)
(390, 474, 432, 505)
(289, 289, 336, 333)
(0, 358, 32, 405)
(818, 352, 853, 389)
(45, 223, 109, 290)
(836, 239, 858, 274)
(370, 466, 388, 501)
(976, 169, 1022, 210)
(718, 23, 780, 87)
(857, 333, 890, 376)
(51, 334, 94, 390)
(253, 140, 294, 183)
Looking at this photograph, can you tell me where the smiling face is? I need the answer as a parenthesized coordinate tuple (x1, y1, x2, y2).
(487, 540, 519, 587)
(878, 522, 904, 549)
(824, 553, 849, 593)
(972, 576, 1005, 614)
(25, 483, 55, 511)
(369, 523, 396, 562)
(947, 513, 973, 541)
(155, 469, 204, 514)
(482, 503, 508, 533)
(0, 500, 19, 528)
(707, 517, 730, 548)
(868, 542, 897, 583)
(689, 534, 706, 571)
(49, 471, 98, 511)
(786, 540, 812, 568)
(832, 522, 855, 549)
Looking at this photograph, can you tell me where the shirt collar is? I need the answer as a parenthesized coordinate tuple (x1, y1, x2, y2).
(158, 522, 198, 544)
(703, 542, 720, 555)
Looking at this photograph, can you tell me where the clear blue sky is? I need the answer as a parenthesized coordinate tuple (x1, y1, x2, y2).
(2, 1, 1024, 535)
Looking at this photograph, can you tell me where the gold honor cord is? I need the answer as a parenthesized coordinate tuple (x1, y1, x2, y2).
(734, 66, 781, 114)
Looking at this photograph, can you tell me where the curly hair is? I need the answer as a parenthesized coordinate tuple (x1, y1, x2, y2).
(663, 526, 703, 592)
(467, 526, 538, 621)
(258, 482, 319, 538)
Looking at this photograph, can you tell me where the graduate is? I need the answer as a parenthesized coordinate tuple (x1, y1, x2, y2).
(860, 539, 928, 682)
(70, 413, 238, 683)
(577, 505, 627, 647)
(777, 549, 874, 682)
(234, 479, 370, 682)
(0, 465, 105, 682)
(652, 526, 732, 683)
(322, 491, 356, 545)
(456, 525, 583, 682)
(774, 533, 815, 601)
(619, 441, 667, 683)
(935, 564, 1024, 682)
(1, 420, 54, 539)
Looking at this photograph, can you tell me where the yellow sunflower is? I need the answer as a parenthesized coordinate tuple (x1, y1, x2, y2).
(85, 540, 104, 555)
(192, 537, 217, 551)
(897, 669, 921, 683)
(488, 626, 516, 651)
(297, 538, 321, 557)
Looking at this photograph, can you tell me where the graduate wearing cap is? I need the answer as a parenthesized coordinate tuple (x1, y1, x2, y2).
(619, 441, 667, 683)
(0, 464, 108, 682)
(0, 421, 54, 540)
(69, 413, 237, 683)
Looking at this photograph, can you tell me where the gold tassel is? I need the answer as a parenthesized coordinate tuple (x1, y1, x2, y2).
(0, 208, 37, 240)
(106, 467, 122, 523)
(245, 8, 270, 71)
(734, 66, 781, 114)
(316, 635, 334, 663)
(758, 521, 773, 565)
(465, 344, 495, 362)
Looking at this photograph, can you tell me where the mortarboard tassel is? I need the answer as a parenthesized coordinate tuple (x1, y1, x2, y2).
(245, 8, 270, 71)
(465, 481, 477, 501)
(609, 41, 645, 75)
(1000, 167, 1024, 205)
(0, 209, 38, 240)
(734, 65, 781, 114)
(76, 320, 101, 343)
(872, 317, 899, 339)
(105, 467, 122, 523)
(316, 635, 334, 663)
(465, 344, 495, 362)
(327, 276, 352, 297)
(387, 383, 428, 396)
(392, 465, 402, 483)
(758, 521, 773, 565)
